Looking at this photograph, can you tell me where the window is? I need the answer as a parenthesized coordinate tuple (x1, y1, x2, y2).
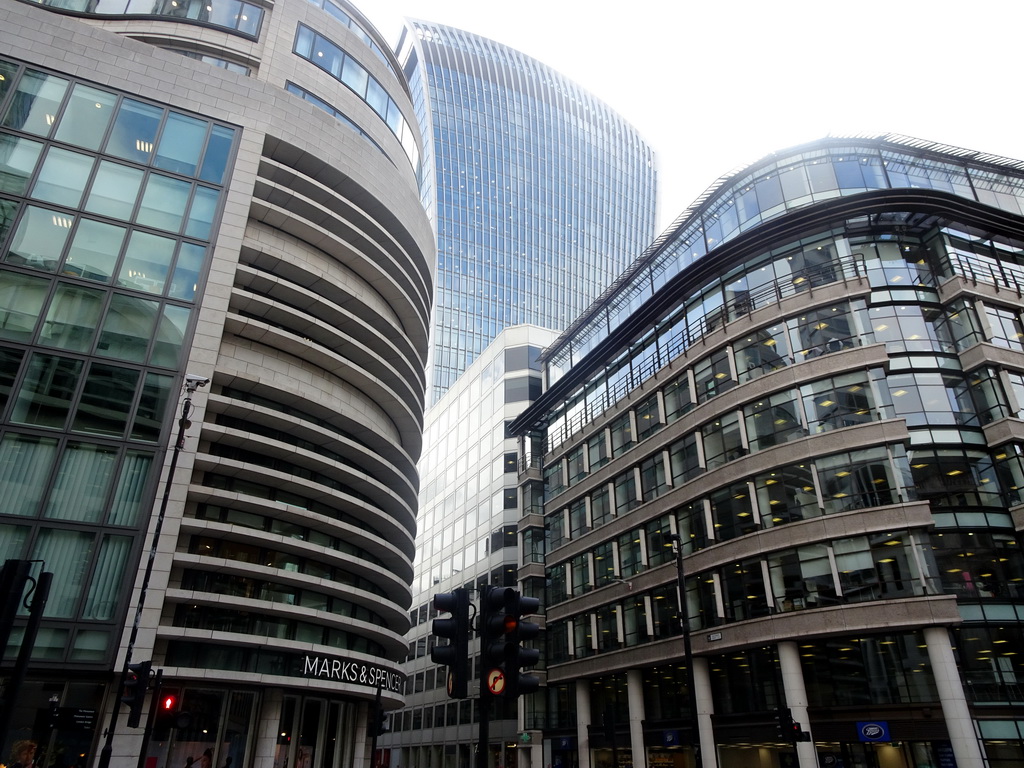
(744, 389, 805, 451)
(754, 464, 818, 527)
(701, 411, 744, 470)
(693, 348, 735, 403)
(801, 371, 878, 433)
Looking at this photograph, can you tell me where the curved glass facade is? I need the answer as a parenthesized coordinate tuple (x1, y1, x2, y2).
(513, 137, 1024, 768)
(398, 21, 658, 402)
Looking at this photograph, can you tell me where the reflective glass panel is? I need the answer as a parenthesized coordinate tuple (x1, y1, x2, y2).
(72, 363, 139, 436)
(39, 282, 105, 352)
(105, 98, 162, 163)
(0, 270, 48, 341)
(118, 230, 174, 293)
(151, 304, 189, 366)
(11, 353, 83, 429)
(97, 293, 159, 362)
(199, 124, 235, 184)
(45, 441, 119, 520)
(131, 373, 172, 442)
(109, 450, 154, 524)
(85, 161, 144, 219)
(0, 434, 59, 516)
(2, 70, 69, 136)
(0, 134, 43, 194)
(184, 185, 218, 239)
(82, 535, 132, 620)
(6, 205, 74, 272)
(154, 112, 206, 175)
(64, 218, 126, 283)
(53, 84, 117, 150)
(169, 242, 205, 301)
(136, 173, 190, 232)
(32, 146, 94, 207)
(0, 348, 26, 412)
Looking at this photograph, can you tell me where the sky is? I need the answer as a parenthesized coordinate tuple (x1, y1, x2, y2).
(360, 0, 1024, 233)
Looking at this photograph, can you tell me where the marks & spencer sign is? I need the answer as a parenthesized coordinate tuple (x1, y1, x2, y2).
(302, 654, 405, 693)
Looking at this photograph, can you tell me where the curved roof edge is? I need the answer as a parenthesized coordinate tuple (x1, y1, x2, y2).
(541, 133, 1024, 364)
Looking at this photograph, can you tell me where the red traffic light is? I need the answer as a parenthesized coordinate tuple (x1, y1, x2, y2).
(162, 695, 177, 711)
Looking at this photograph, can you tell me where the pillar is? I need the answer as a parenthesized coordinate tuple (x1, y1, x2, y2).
(924, 626, 986, 768)
(626, 669, 646, 768)
(776, 641, 815, 768)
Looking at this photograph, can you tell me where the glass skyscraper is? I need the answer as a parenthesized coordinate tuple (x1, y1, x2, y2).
(396, 20, 658, 401)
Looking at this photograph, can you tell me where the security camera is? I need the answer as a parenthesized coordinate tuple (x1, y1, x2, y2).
(184, 373, 210, 392)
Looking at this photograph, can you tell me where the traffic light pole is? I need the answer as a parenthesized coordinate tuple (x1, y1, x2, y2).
(477, 586, 493, 768)
(670, 534, 702, 768)
(97, 379, 204, 768)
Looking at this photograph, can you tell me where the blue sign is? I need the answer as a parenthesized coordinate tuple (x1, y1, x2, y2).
(663, 730, 680, 747)
(857, 721, 890, 742)
(934, 741, 958, 768)
(555, 737, 576, 751)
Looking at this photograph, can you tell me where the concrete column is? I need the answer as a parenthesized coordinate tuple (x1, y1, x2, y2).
(576, 679, 592, 768)
(626, 669, 647, 768)
(252, 689, 283, 768)
(691, 657, 718, 768)
(776, 641, 815, 768)
(924, 626, 986, 768)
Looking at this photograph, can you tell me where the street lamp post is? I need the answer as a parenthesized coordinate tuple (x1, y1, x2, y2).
(97, 376, 207, 768)
(669, 534, 702, 768)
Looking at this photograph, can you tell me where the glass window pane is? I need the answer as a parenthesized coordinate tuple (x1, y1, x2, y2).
(11, 353, 83, 429)
(105, 98, 163, 163)
(2, 70, 69, 136)
(154, 112, 207, 175)
(53, 84, 117, 150)
(0, 434, 59, 516)
(39, 282, 105, 352)
(169, 242, 205, 301)
(365, 78, 387, 116)
(0, 523, 31, 562)
(131, 373, 172, 442)
(32, 528, 95, 618)
(72, 363, 140, 436)
(0, 134, 43, 194)
(45, 442, 119, 520)
(109, 450, 154, 524)
(83, 535, 132, 620)
(40, 142, 94, 200)
(64, 218, 126, 283)
(97, 293, 159, 362)
(85, 161, 144, 219)
(184, 185, 218, 239)
(198, 124, 235, 184)
(340, 56, 368, 96)
(0, 348, 26, 413)
(0, 200, 16, 249)
(0, 270, 49, 341)
(6, 205, 73, 272)
(0, 61, 18, 103)
(152, 304, 190, 367)
(118, 230, 174, 293)
(136, 173, 191, 232)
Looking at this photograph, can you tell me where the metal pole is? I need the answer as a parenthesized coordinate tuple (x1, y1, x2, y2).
(137, 669, 163, 768)
(670, 535, 702, 768)
(477, 585, 492, 768)
(369, 681, 382, 768)
(0, 569, 51, 738)
(97, 380, 204, 768)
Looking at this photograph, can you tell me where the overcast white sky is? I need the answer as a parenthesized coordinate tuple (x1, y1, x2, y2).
(361, 0, 1024, 232)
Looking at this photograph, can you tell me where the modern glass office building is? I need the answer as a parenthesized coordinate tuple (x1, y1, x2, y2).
(379, 324, 558, 768)
(511, 135, 1024, 768)
(395, 20, 658, 402)
(0, 0, 433, 766)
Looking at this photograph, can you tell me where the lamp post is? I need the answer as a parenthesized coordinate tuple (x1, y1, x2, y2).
(97, 375, 207, 768)
(669, 534, 702, 768)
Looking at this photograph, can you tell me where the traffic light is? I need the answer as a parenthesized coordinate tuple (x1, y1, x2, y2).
(374, 708, 389, 736)
(121, 660, 152, 728)
(430, 588, 470, 699)
(153, 691, 192, 739)
(773, 706, 792, 738)
(479, 586, 540, 698)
